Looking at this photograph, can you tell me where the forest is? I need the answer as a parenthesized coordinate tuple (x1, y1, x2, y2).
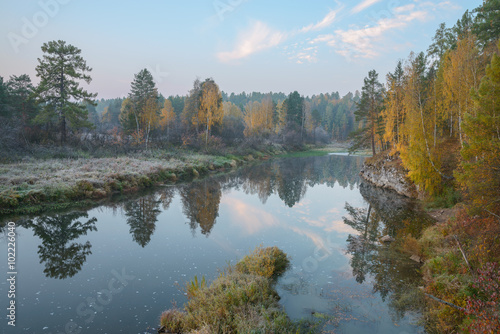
(349, 1, 500, 332)
(0, 0, 499, 332)
(0, 42, 359, 161)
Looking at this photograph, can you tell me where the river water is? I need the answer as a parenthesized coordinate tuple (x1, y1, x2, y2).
(0, 154, 432, 333)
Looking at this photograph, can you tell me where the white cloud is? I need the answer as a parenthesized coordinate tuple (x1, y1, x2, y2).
(216, 4, 344, 63)
(289, 47, 319, 64)
(217, 21, 287, 63)
(309, 34, 336, 46)
(222, 197, 280, 234)
(351, 0, 383, 14)
(394, 4, 415, 13)
(300, 8, 341, 33)
(329, 10, 428, 58)
(421, 1, 461, 11)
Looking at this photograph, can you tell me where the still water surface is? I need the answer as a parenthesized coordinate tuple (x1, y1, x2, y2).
(1, 155, 431, 333)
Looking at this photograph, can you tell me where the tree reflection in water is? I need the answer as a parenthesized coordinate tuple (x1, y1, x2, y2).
(29, 212, 97, 279)
(235, 154, 363, 207)
(180, 180, 222, 237)
(343, 203, 378, 284)
(13, 156, 365, 282)
(343, 181, 433, 321)
(124, 194, 162, 247)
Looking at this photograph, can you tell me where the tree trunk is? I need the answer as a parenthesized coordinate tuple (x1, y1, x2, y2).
(371, 128, 376, 156)
(60, 116, 66, 145)
(59, 64, 65, 144)
(206, 113, 209, 150)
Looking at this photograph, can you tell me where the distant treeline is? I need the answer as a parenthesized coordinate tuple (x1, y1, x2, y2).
(0, 45, 360, 158)
(88, 88, 359, 147)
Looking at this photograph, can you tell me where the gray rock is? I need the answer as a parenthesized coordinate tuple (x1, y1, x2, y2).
(359, 154, 418, 198)
(380, 235, 395, 243)
(410, 254, 423, 263)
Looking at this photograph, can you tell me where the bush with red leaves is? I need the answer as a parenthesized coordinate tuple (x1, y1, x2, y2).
(465, 262, 500, 333)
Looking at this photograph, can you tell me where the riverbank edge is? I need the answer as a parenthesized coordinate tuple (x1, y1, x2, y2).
(358, 152, 487, 332)
(0, 145, 333, 216)
(358, 152, 419, 199)
(0, 151, 266, 216)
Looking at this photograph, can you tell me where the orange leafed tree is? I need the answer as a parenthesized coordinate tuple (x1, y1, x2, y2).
(196, 79, 223, 148)
(243, 96, 274, 137)
(160, 99, 176, 140)
(382, 61, 406, 151)
(141, 96, 159, 149)
(398, 52, 444, 195)
(442, 33, 484, 147)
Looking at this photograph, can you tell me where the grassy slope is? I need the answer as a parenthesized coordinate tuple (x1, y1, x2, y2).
(0, 150, 275, 215)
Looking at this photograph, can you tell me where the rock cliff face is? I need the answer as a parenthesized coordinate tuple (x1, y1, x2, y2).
(359, 153, 418, 198)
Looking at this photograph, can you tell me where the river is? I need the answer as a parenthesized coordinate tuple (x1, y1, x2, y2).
(0, 154, 432, 333)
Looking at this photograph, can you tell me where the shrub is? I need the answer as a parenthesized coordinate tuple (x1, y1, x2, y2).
(182, 269, 281, 332)
(464, 262, 500, 333)
(160, 308, 187, 333)
(235, 246, 290, 279)
(159, 246, 316, 333)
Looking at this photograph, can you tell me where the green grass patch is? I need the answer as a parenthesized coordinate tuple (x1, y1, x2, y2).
(276, 150, 329, 158)
(424, 184, 462, 209)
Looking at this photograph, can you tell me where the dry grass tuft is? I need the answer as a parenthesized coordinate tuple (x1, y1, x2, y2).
(159, 246, 317, 334)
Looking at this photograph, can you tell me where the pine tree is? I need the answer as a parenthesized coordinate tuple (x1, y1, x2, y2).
(456, 41, 500, 215)
(473, 0, 500, 47)
(127, 68, 158, 136)
(33, 40, 96, 144)
(350, 70, 384, 156)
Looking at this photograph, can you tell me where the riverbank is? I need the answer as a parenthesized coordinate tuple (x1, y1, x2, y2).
(0, 147, 287, 216)
(1, 143, 357, 216)
(359, 152, 418, 198)
(359, 151, 500, 332)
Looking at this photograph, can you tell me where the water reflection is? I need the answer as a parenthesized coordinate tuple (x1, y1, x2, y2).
(343, 181, 432, 322)
(180, 180, 222, 237)
(0, 155, 432, 333)
(124, 195, 162, 247)
(232, 154, 362, 206)
(343, 203, 377, 284)
(29, 212, 97, 279)
(1, 155, 363, 281)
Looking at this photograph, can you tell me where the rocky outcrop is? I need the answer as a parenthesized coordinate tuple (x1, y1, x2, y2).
(359, 153, 418, 198)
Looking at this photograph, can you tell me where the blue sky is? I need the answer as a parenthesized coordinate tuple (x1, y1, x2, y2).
(0, 0, 483, 99)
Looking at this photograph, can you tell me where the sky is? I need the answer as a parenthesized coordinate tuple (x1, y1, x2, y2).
(0, 0, 483, 99)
